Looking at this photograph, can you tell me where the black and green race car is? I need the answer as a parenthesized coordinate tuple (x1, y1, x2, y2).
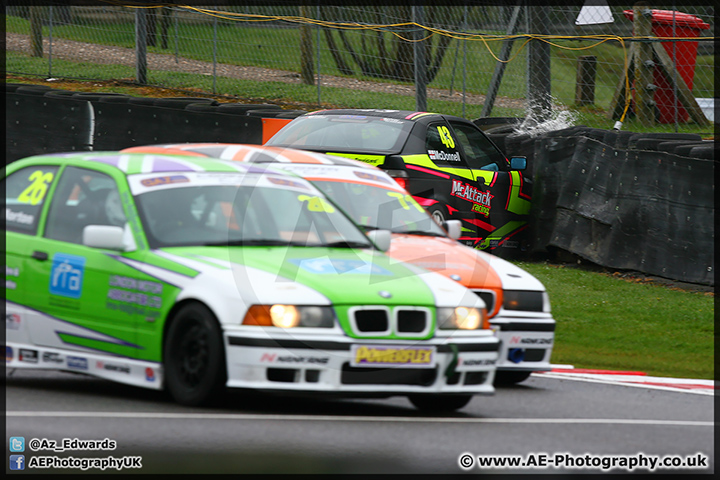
(266, 109, 531, 253)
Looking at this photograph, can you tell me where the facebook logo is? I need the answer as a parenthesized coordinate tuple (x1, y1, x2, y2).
(49, 253, 86, 298)
(9, 454, 25, 470)
(9, 437, 25, 452)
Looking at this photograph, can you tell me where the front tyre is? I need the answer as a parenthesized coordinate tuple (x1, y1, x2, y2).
(408, 394, 473, 412)
(164, 303, 227, 406)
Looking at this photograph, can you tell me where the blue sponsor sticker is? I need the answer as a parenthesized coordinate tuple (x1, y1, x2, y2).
(49, 253, 86, 299)
(290, 258, 393, 276)
(5, 346, 13, 362)
(67, 356, 88, 370)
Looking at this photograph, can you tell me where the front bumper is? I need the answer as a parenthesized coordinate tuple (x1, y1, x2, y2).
(490, 313, 555, 372)
(223, 330, 500, 396)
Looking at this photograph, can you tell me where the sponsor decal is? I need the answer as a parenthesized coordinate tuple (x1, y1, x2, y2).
(290, 258, 393, 276)
(140, 175, 189, 187)
(5, 346, 14, 362)
(353, 170, 393, 185)
(42, 352, 64, 364)
(452, 179, 493, 217)
(267, 176, 309, 190)
(6, 313, 21, 330)
(19, 349, 38, 364)
(428, 149, 461, 162)
(67, 356, 88, 370)
(459, 357, 496, 367)
(96, 361, 131, 374)
(106, 275, 163, 318)
(145, 367, 156, 382)
(508, 336, 553, 346)
(259, 353, 329, 365)
(49, 253, 85, 299)
(6, 208, 35, 225)
(351, 345, 435, 367)
(6, 266, 19, 290)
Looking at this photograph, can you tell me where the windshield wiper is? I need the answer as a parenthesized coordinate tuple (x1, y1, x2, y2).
(317, 240, 373, 249)
(391, 229, 447, 237)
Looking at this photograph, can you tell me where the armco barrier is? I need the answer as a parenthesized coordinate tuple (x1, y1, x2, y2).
(500, 127, 714, 286)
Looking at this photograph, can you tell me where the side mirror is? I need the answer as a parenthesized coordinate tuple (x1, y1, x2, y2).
(442, 220, 462, 240)
(510, 156, 527, 171)
(367, 229, 392, 252)
(83, 225, 127, 251)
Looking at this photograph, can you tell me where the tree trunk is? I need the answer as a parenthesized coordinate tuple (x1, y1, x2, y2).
(29, 5, 43, 58)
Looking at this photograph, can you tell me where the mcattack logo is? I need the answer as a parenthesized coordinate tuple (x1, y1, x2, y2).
(451, 179, 493, 217)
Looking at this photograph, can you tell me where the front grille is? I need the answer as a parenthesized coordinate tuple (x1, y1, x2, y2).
(354, 309, 389, 333)
(341, 363, 437, 386)
(396, 309, 427, 333)
(474, 290, 496, 315)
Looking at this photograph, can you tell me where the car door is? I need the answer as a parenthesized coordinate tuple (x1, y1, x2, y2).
(4, 164, 61, 351)
(447, 119, 532, 251)
(21, 165, 150, 360)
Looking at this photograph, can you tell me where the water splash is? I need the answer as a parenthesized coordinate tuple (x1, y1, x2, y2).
(513, 96, 579, 137)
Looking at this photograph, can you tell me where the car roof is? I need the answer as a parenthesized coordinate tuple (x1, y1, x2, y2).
(13, 151, 288, 176)
(306, 109, 443, 122)
(121, 143, 381, 169)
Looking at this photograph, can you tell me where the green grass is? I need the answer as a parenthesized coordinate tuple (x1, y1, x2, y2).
(514, 261, 714, 380)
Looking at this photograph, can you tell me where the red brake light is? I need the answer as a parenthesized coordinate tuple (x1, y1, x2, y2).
(394, 177, 408, 190)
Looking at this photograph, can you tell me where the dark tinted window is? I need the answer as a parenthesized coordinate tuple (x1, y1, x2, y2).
(448, 121, 508, 171)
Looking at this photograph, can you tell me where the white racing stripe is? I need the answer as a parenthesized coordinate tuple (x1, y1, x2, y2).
(4, 412, 713, 426)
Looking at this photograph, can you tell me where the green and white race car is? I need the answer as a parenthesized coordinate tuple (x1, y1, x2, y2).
(4, 152, 499, 411)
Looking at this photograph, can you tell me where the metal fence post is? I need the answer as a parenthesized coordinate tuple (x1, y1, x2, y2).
(527, 3, 552, 123)
(48, 5, 53, 77)
(135, 9, 148, 84)
(413, 3, 427, 112)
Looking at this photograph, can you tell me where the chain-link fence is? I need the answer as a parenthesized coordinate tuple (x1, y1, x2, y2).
(6, 2, 715, 131)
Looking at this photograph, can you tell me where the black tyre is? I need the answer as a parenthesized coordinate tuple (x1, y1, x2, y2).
(494, 371, 532, 385)
(408, 394, 473, 412)
(164, 303, 227, 406)
(428, 204, 447, 226)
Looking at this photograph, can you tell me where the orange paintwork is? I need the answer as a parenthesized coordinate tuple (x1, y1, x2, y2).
(261, 118, 293, 144)
(388, 234, 504, 318)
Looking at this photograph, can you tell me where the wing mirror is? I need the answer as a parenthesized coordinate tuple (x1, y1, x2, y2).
(83, 225, 128, 251)
(510, 156, 527, 170)
(367, 229, 392, 252)
(442, 220, 462, 240)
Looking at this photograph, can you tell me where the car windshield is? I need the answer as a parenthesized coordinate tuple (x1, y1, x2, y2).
(267, 115, 413, 152)
(312, 180, 447, 237)
(129, 172, 374, 249)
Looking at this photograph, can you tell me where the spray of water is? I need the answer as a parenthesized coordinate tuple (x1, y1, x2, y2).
(513, 95, 579, 137)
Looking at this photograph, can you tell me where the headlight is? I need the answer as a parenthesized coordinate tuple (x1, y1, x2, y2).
(243, 305, 335, 328)
(437, 306, 488, 330)
(502, 290, 545, 312)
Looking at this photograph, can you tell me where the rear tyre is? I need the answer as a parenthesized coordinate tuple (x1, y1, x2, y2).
(494, 371, 532, 385)
(164, 303, 226, 406)
(428, 205, 447, 226)
(408, 394, 473, 412)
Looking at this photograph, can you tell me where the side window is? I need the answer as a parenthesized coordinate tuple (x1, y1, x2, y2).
(448, 121, 509, 171)
(3, 165, 59, 235)
(425, 122, 464, 167)
(44, 167, 126, 244)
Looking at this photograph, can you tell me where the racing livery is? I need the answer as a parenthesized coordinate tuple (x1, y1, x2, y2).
(121, 143, 555, 382)
(4, 152, 500, 411)
(265, 109, 532, 254)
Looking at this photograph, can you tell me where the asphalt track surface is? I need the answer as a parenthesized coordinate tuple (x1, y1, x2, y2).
(5, 367, 713, 475)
